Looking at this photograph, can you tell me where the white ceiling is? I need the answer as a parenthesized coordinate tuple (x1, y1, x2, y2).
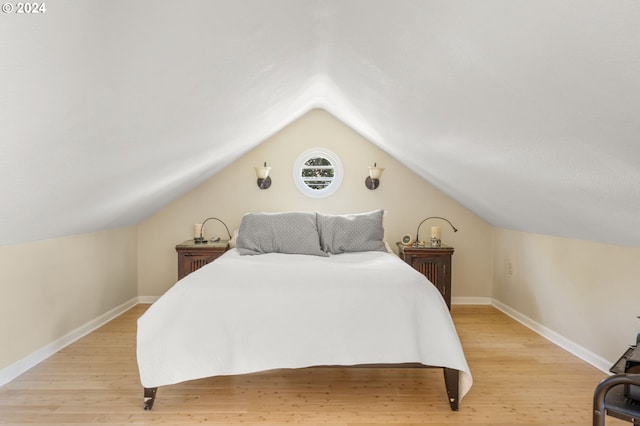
(1, 0, 639, 247)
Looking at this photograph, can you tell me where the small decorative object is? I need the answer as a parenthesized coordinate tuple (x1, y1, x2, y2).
(413, 216, 458, 247)
(401, 234, 414, 246)
(194, 224, 203, 240)
(255, 162, 272, 189)
(365, 163, 384, 190)
(194, 217, 232, 244)
(430, 226, 441, 247)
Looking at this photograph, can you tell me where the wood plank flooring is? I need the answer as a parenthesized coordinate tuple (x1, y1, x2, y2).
(0, 305, 625, 425)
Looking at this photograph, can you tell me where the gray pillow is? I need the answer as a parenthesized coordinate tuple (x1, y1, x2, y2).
(236, 212, 327, 256)
(317, 209, 387, 254)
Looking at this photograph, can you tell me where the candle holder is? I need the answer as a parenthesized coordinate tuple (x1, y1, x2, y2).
(430, 237, 441, 248)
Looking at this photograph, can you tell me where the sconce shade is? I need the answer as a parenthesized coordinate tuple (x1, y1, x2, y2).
(255, 165, 271, 179)
(368, 165, 385, 180)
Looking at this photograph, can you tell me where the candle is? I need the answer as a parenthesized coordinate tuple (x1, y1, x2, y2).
(431, 226, 441, 240)
(194, 223, 203, 239)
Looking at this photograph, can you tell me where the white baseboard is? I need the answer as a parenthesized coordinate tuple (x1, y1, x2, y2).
(491, 299, 612, 373)
(137, 296, 159, 304)
(0, 297, 139, 388)
(452, 296, 493, 305)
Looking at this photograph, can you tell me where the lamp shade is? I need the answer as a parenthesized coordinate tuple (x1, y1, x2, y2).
(255, 165, 271, 179)
(368, 166, 385, 180)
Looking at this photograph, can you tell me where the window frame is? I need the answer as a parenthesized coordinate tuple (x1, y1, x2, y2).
(292, 148, 343, 198)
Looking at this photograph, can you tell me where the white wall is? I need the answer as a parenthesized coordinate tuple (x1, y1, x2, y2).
(138, 109, 494, 298)
(0, 226, 138, 372)
(493, 227, 640, 366)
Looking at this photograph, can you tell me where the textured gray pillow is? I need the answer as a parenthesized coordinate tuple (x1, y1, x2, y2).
(317, 209, 387, 254)
(236, 212, 327, 256)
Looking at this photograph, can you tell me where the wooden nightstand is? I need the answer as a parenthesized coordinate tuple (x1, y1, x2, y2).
(396, 242, 454, 310)
(175, 239, 229, 280)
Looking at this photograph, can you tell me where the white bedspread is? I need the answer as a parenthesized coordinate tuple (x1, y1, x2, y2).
(137, 249, 472, 400)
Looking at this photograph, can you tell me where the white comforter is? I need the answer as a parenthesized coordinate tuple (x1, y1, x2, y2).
(137, 249, 472, 400)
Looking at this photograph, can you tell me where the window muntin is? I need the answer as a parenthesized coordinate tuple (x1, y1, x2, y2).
(293, 148, 343, 198)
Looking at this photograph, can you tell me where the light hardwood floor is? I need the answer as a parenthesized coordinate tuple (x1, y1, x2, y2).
(0, 305, 626, 425)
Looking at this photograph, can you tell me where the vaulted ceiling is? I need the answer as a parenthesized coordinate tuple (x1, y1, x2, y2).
(2, 0, 639, 247)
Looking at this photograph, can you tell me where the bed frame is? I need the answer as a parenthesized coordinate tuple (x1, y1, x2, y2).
(142, 365, 460, 411)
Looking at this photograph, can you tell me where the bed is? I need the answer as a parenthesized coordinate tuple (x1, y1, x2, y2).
(137, 210, 472, 411)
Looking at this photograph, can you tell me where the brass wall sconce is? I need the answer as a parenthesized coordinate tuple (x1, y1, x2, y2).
(255, 162, 272, 189)
(365, 163, 385, 190)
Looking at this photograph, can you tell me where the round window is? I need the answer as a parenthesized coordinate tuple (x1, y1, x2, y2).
(293, 148, 343, 198)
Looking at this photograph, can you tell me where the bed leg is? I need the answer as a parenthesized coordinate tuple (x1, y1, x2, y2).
(443, 368, 459, 411)
(143, 387, 157, 410)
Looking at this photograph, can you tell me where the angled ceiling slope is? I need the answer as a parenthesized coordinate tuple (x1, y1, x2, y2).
(1, 1, 639, 248)
(321, 0, 640, 248)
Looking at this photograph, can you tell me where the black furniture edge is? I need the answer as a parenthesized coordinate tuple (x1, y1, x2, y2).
(593, 373, 640, 426)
